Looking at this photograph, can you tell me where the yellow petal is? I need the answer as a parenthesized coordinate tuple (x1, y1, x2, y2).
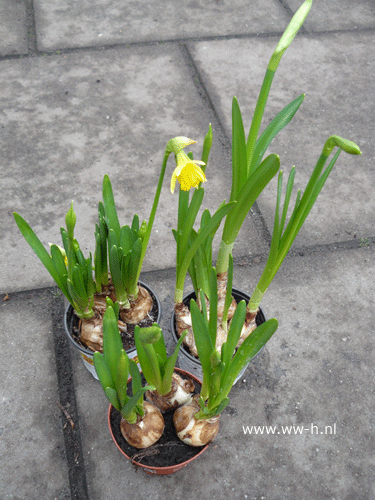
(170, 169, 178, 193)
(177, 161, 206, 191)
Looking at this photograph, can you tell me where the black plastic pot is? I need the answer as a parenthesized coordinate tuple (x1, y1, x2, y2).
(171, 287, 266, 383)
(64, 281, 161, 379)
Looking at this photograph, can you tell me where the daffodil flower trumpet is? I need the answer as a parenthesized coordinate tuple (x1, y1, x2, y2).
(170, 150, 206, 193)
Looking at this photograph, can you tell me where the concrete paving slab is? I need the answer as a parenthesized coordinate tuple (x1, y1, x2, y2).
(1, 45, 266, 294)
(0, 0, 28, 56)
(286, 0, 375, 31)
(33, 0, 291, 52)
(0, 289, 69, 499)
(70, 246, 375, 499)
(189, 31, 374, 248)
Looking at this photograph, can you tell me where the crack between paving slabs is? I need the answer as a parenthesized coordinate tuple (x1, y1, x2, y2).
(51, 289, 89, 500)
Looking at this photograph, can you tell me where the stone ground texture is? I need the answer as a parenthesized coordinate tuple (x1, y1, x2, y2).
(1, 1, 374, 499)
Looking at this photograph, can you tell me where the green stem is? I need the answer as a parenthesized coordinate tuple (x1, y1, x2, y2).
(174, 286, 184, 304)
(174, 201, 235, 302)
(246, 68, 276, 173)
(215, 240, 234, 275)
(135, 150, 170, 284)
(247, 285, 265, 313)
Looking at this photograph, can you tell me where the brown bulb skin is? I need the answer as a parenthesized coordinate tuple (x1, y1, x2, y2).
(120, 401, 164, 449)
(120, 286, 153, 324)
(146, 372, 195, 412)
(173, 395, 220, 447)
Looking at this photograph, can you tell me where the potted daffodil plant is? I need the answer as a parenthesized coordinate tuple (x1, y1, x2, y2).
(174, 268, 278, 446)
(13, 143, 174, 375)
(170, 0, 361, 377)
(96, 277, 278, 475)
(96, 299, 212, 474)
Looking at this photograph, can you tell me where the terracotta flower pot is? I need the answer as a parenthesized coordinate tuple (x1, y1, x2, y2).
(63, 281, 161, 379)
(108, 368, 210, 475)
(171, 287, 267, 383)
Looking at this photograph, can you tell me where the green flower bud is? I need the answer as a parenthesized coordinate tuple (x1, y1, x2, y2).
(138, 324, 162, 344)
(323, 135, 362, 157)
(166, 136, 197, 155)
(65, 202, 76, 238)
(138, 220, 147, 240)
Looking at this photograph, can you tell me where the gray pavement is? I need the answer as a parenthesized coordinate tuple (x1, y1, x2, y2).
(1, 1, 374, 499)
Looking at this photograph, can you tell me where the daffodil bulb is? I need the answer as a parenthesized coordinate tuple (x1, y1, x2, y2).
(120, 401, 164, 449)
(174, 302, 197, 356)
(146, 372, 195, 412)
(173, 395, 220, 447)
(119, 285, 153, 324)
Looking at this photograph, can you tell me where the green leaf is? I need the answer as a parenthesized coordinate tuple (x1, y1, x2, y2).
(119, 225, 133, 255)
(50, 245, 70, 297)
(208, 268, 218, 347)
(120, 386, 153, 422)
(71, 265, 88, 305)
(190, 298, 214, 389)
(208, 350, 221, 400)
(108, 228, 119, 252)
(149, 326, 168, 365)
(102, 174, 121, 238)
(199, 289, 209, 331)
(128, 238, 142, 292)
(179, 187, 205, 257)
(131, 214, 140, 233)
(102, 306, 123, 384)
(134, 326, 161, 391)
(160, 330, 188, 395)
(279, 167, 296, 234)
(200, 123, 213, 171)
(231, 97, 248, 201)
(129, 360, 143, 406)
(109, 244, 127, 302)
(105, 387, 121, 412)
(94, 352, 116, 397)
(250, 94, 304, 173)
(221, 319, 278, 399)
(221, 154, 280, 247)
(13, 213, 68, 294)
(115, 350, 130, 408)
(60, 227, 69, 256)
(206, 397, 230, 418)
(177, 201, 236, 290)
(220, 300, 247, 374)
(222, 253, 234, 326)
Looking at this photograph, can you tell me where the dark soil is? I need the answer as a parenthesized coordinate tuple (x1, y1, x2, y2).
(109, 371, 207, 468)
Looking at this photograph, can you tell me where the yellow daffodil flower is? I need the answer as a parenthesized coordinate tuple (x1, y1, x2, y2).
(170, 151, 206, 193)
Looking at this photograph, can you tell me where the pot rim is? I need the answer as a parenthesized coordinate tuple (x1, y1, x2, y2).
(63, 280, 161, 357)
(170, 287, 267, 365)
(107, 367, 210, 474)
